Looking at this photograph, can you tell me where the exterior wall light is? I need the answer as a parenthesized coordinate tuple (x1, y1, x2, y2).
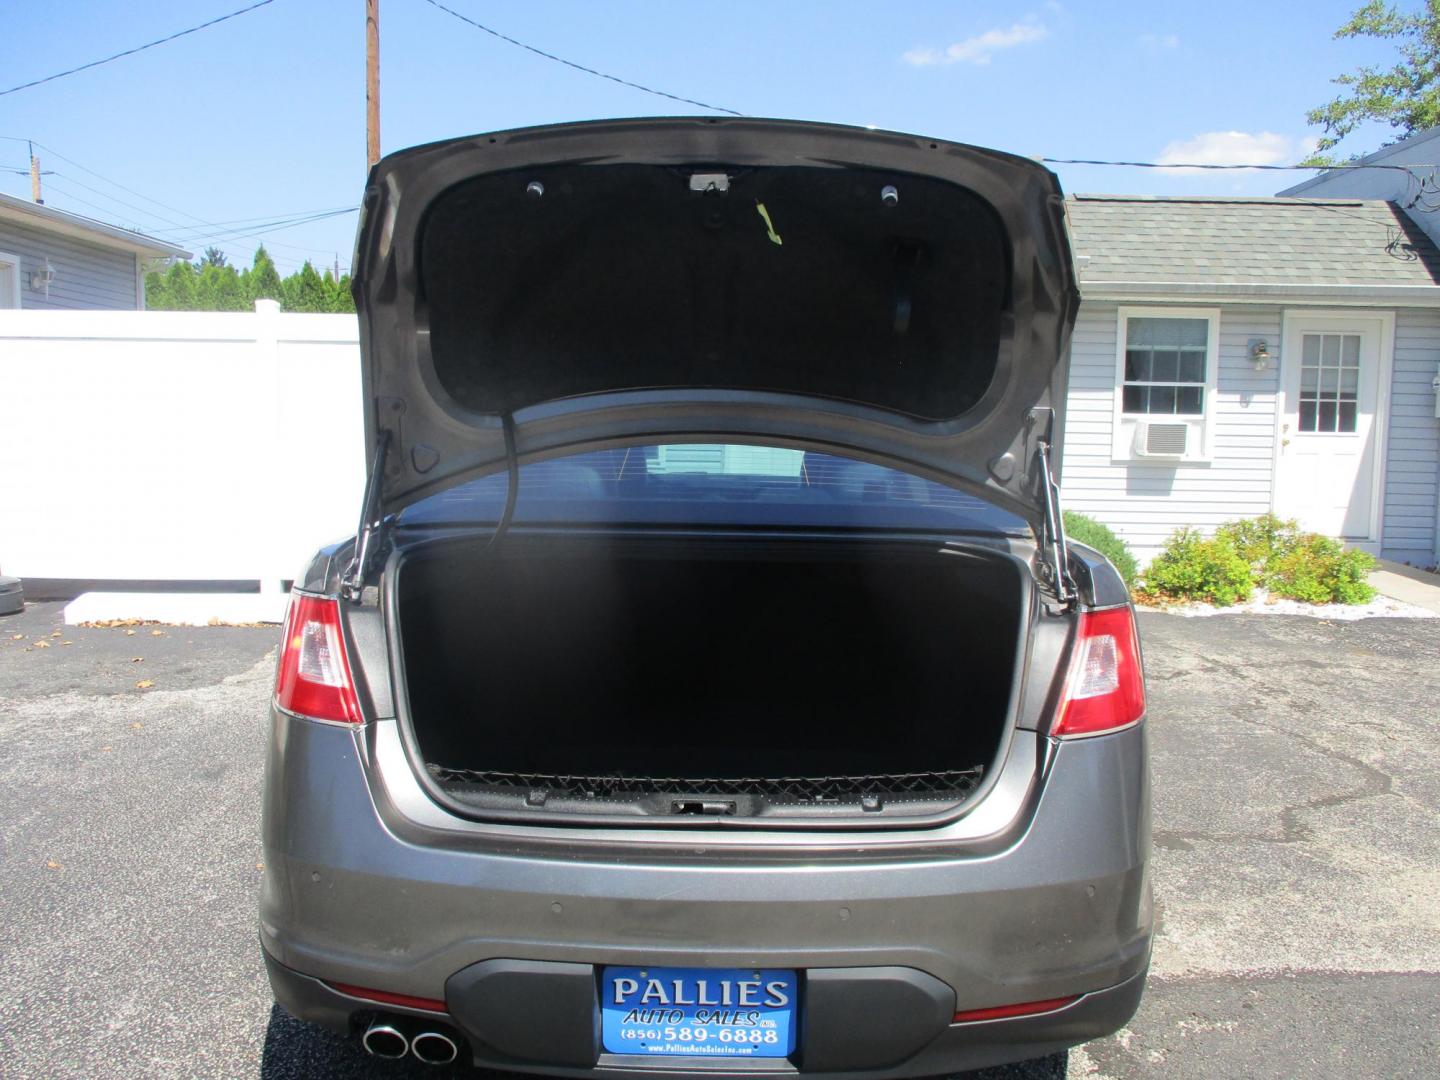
(1249, 339, 1272, 372)
(28, 258, 55, 298)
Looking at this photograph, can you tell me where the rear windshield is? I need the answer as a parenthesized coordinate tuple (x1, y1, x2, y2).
(398, 444, 1027, 535)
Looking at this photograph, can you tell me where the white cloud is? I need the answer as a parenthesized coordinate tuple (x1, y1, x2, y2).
(903, 18, 1048, 67)
(1154, 131, 1305, 172)
(1139, 32, 1180, 50)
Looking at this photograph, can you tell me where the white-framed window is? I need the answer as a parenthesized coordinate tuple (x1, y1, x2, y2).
(1112, 307, 1220, 462)
(0, 252, 20, 309)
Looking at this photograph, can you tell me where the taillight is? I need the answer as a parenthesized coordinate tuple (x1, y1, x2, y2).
(1052, 605, 1145, 738)
(274, 593, 363, 724)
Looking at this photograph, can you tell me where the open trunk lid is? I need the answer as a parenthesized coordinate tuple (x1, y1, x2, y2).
(352, 118, 1079, 534)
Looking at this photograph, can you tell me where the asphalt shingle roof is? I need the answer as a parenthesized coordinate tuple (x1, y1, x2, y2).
(1064, 194, 1440, 288)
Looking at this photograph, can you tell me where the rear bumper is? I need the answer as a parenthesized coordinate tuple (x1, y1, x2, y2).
(260, 710, 1151, 1076)
(264, 949, 1147, 1078)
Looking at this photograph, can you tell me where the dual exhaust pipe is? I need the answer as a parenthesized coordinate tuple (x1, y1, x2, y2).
(362, 1020, 459, 1065)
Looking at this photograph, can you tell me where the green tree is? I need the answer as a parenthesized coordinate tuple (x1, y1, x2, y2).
(280, 260, 331, 312)
(243, 245, 283, 302)
(1304, 0, 1440, 163)
(148, 260, 198, 310)
(196, 261, 246, 311)
(145, 246, 355, 313)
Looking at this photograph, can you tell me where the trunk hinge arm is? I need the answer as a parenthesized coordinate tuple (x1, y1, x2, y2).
(1030, 411, 1076, 608)
(340, 428, 393, 602)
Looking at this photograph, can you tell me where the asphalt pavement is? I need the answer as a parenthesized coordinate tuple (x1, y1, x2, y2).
(0, 602, 1436, 1078)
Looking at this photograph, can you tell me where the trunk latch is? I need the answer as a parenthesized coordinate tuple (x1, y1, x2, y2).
(671, 799, 737, 817)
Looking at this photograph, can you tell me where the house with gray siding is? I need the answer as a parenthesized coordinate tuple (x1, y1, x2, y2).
(0, 191, 188, 310)
(1062, 194, 1440, 567)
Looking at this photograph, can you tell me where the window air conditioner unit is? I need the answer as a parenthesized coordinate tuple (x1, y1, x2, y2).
(1133, 421, 1189, 458)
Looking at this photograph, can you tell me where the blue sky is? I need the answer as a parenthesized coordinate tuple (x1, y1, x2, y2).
(0, 0, 1410, 272)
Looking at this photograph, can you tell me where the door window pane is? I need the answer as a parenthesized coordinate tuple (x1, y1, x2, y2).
(1297, 332, 1361, 433)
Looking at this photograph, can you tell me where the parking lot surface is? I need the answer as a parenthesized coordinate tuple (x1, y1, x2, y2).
(1, 602, 1436, 1078)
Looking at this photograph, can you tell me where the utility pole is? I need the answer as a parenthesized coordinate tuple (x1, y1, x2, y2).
(366, 0, 380, 170)
(28, 141, 42, 204)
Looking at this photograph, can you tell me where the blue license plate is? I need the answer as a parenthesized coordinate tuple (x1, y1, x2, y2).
(602, 966, 798, 1058)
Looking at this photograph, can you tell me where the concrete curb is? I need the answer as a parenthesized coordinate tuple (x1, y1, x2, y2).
(62, 591, 288, 626)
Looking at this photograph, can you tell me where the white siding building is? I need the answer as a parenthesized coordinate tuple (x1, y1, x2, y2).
(1062, 194, 1440, 567)
(0, 191, 188, 310)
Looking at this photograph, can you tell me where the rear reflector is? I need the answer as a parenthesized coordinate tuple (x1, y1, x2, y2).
(274, 594, 363, 724)
(328, 981, 447, 1013)
(1052, 605, 1145, 739)
(952, 994, 1082, 1023)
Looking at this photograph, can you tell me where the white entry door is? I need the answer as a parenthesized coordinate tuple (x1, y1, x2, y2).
(1274, 313, 1390, 545)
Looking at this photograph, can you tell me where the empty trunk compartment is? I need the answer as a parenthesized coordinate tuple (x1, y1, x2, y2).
(393, 534, 1029, 822)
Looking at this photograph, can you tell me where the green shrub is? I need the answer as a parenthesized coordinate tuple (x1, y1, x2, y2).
(1264, 533, 1377, 605)
(1145, 514, 1379, 606)
(1142, 528, 1255, 606)
(1063, 510, 1139, 587)
(1215, 513, 1301, 569)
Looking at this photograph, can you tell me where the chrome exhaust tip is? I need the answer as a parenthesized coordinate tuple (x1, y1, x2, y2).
(361, 1022, 409, 1059)
(411, 1030, 460, 1065)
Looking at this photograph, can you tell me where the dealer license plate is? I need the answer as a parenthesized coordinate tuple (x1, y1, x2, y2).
(601, 966, 798, 1058)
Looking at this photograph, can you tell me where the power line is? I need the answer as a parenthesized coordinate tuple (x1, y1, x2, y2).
(158, 207, 358, 242)
(39, 180, 167, 229)
(32, 141, 216, 224)
(0, 135, 217, 226)
(0, 0, 280, 98)
(32, 181, 354, 254)
(0, 134, 352, 258)
(148, 207, 357, 233)
(1041, 156, 1421, 173)
(182, 207, 358, 248)
(1042, 153, 1440, 217)
(48, 171, 195, 231)
(416, 0, 743, 116)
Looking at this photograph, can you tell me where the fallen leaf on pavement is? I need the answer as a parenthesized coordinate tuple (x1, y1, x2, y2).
(59, 641, 72, 646)
(130, 657, 143, 663)
(123, 629, 136, 636)
(50, 630, 62, 637)
(151, 629, 166, 637)
(135, 681, 154, 690)
(131, 722, 144, 730)
(10, 633, 22, 640)
(45, 860, 60, 870)
(32, 640, 50, 648)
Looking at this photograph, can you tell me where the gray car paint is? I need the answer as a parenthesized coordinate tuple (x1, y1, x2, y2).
(264, 118, 1148, 1073)
(261, 698, 1149, 1075)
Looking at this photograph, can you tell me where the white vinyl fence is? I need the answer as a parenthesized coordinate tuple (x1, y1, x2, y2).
(0, 303, 365, 591)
